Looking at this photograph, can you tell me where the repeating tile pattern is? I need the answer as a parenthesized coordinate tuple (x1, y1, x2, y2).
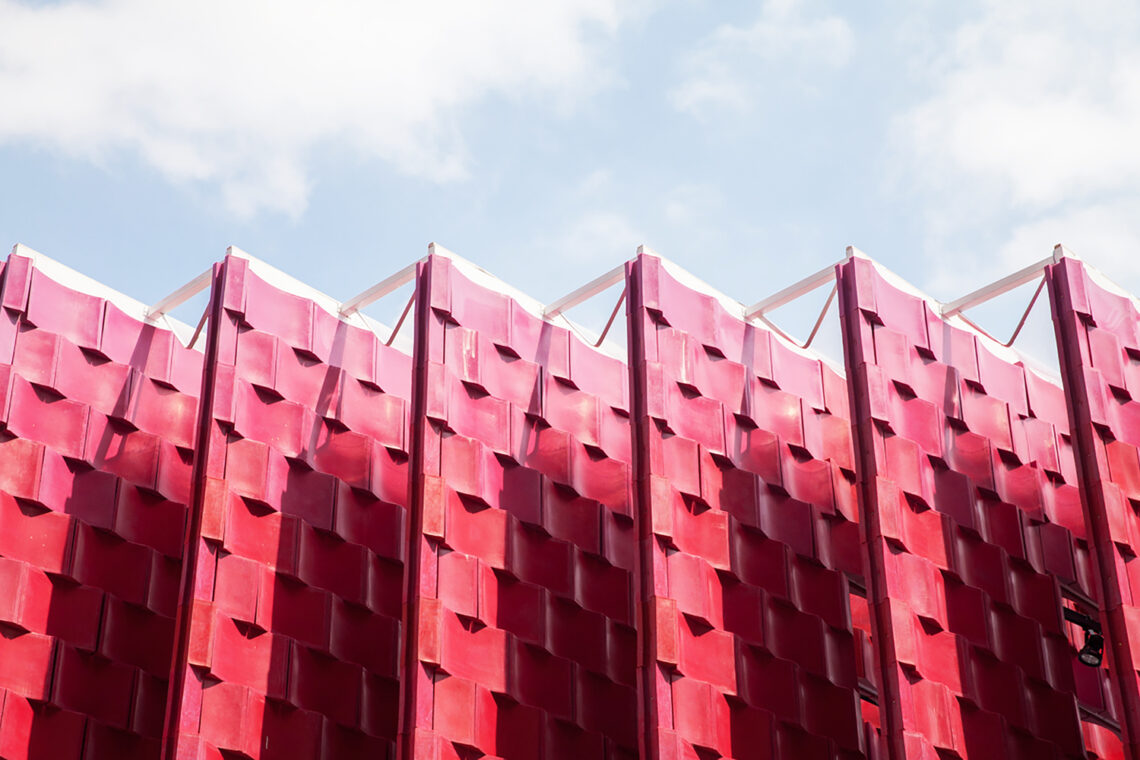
(0, 251, 201, 759)
(1050, 258, 1140, 759)
(401, 255, 637, 760)
(838, 256, 1103, 759)
(2, 245, 1139, 760)
(167, 256, 410, 759)
(628, 254, 873, 760)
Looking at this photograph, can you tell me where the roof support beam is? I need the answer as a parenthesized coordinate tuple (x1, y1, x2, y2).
(544, 263, 626, 319)
(941, 245, 1069, 318)
(147, 269, 212, 319)
(340, 261, 419, 317)
(744, 246, 858, 320)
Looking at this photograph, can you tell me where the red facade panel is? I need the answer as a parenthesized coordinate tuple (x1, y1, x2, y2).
(3, 244, 1140, 759)
(165, 255, 410, 759)
(838, 256, 1105, 759)
(1050, 258, 1140, 758)
(0, 251, 201, 759)
(627, 254, 872, 760)
(400, 254, 637, 760)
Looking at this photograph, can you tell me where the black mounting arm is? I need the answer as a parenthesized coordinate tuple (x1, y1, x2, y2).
(1063, 607, 1101, 633)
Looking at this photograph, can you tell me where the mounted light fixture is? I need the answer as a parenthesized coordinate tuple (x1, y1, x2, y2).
(1063, 608, 1105, 668)
(1078, 630, 1105, 668)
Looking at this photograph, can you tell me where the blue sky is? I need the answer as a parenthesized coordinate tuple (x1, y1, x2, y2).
(2, 0, 1138, 366)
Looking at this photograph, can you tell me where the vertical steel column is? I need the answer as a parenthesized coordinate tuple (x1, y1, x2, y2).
(836, 258, 908, 760)
(397, 257, 432, 760)
(1048, 258, 1140, 759)
(161, 261, 225, 759)
(626, 255, 660, 760)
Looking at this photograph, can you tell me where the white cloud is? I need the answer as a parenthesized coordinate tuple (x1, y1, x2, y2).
(998, 199, 1140, 289)
(669, 0, 854, 116)
(518, 206, 643, 348)
(555, 209, 647, 263)
(984, 199, 1140, 372)
(923, 196, 1140, 295)
(898, 0, 1140, 211)
(556, 171, 648, 261)
(889, 0, 1140, 319)
(663, 183, 722, 225)
(0, 0, 631, 216)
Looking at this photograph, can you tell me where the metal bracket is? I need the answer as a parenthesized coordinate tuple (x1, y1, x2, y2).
(147, 267, 214, 349)
(340, 261, 419, 318)
(1063, 607, 1102, 633)
(744, 245, 859, 321)
(941, 249, 1063, 318)
(544, 258, 629, 348)
(740, 247, 853, 350)
(543, 262, 626, 319)
(147, 268, 212, 320)
(745, 260, 839, 321)
(939, 244, 1073, 349)
(338, 247, 443, 347)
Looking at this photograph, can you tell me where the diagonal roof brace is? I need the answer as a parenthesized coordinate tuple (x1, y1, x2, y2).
(941, 244, 1072, 318)
(744, 245, 860, 320)
(736, 246, 860, 352)
(938, 244, 1074, 350)
(542, 250, 638, 349)
(339, 260, 421, 317)
(543, 262, 626, 320)
(147, 268, 212, 319)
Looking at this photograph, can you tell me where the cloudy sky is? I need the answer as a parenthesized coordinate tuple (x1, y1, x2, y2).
(2, 0, 1138, 366)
